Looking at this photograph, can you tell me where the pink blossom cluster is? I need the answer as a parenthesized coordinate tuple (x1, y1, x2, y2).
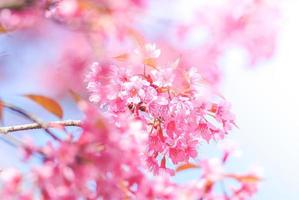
(0, 103, 260, 199)
(0, 1, 44, 31)
(155, 0, 279, 85)
(0, 0, 279, 94)
(0, 0, 278, 199)
(0, 0, 147, 32)
(0, 0, 151, 95)
(85, 44, 236, 175)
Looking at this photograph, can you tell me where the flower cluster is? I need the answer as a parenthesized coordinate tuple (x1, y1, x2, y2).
(0, 0, 279, 93)
(0, 0, 148, 31)
(86, 44, 236, 175)
(0, 103, 260, 199)
(0, 0, 278, 199)
(155, 0, 279, 85)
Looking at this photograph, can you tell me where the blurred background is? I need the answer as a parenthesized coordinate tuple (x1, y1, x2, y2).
(0, 0, 298, 199)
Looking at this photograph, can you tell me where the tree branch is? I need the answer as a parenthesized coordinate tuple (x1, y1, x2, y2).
(0, 120, 82, 134)
(2, 101, 63, 140)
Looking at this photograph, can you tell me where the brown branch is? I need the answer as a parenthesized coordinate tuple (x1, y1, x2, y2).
(2, 101, 63, 140)
(0, 120, 82, 134)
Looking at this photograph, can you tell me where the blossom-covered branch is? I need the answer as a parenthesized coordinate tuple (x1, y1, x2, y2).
(0, 103, 261, 199)
(0, 120, 82, 134)
(0, 0, 280, 199)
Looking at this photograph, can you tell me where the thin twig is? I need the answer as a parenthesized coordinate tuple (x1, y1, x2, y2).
(0, 120, 82, 134)
(2, 102, 62, 140)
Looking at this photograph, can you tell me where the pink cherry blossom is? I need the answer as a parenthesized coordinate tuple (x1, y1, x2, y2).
(0, 105, 260, 199)
(0, 0, 277, 199)
(85, 44, 237, 174)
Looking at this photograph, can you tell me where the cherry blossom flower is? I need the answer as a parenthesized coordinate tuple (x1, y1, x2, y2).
(0, 1, 276, 199)
(85, 44, 237, 174)
(0, 104, 260, 199)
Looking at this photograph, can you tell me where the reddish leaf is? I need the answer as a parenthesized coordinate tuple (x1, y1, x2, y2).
(0, 100, 3, 123)
(113, 53, 129, 61)
(68, 90, 82, 103)
(24, 94, 63, 119)
(0, 24, 6, 34)
(209, 103, 218, 113)
(239, 175, 260, 183)
(78, 1, 111, 14)
(118, 180, 131, 200)
(144, 58, 159, 70)
(176, 163, 199, 172)
(225, 174, 261, 183)
(127, 28, 145, 47)
(93, 117, 108, 132)
(203, 180, 214, 193)
(156, 86, 169, 93)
